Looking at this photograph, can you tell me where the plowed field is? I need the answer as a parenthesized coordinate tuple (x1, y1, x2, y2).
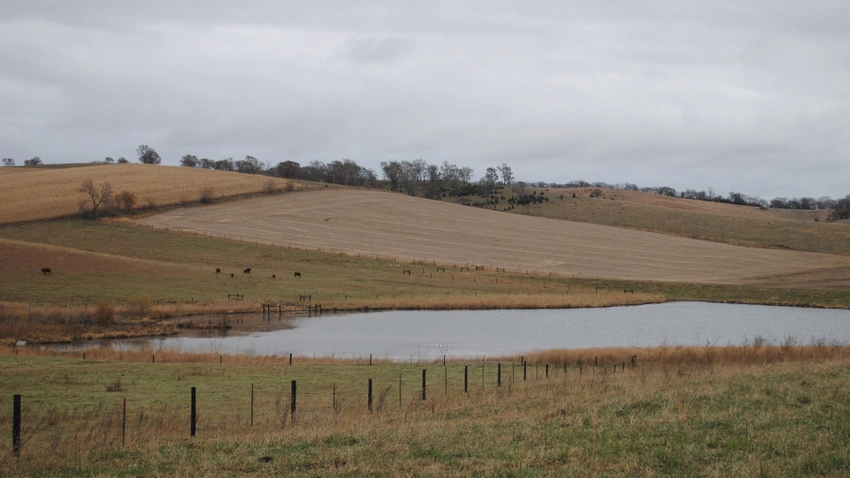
(140, 189, 850, 288)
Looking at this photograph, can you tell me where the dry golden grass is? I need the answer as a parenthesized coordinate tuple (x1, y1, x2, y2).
(0, 300, 259, 345)
(563, 186, 830, 222)
(322, 290, 664, 311)
(0, 164, 301, 224)
(6, 338, 845, 367)
(2, 347, 849, 476)
(140, 188, 850, 288)
(491, 186, 850, 256)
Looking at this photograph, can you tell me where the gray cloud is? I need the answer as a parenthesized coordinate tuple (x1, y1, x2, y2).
(341, 36, 417, 65)
(1, 1, 849, 198)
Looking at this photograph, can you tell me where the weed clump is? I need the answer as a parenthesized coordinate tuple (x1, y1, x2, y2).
(94, 301, 115, 326)
(126, 294, 152, 319)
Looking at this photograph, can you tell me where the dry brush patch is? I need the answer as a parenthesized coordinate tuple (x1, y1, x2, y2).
(0, 163, 300, 224)
(0, 299, 259, 345)
(139, 189, 850, 288)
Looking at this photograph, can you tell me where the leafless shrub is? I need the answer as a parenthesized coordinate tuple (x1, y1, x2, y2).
(113, 190, 137, 213)
(94, 301, 115, 326)
(126, 294, 152, 319)
(199, 187, 215, 204)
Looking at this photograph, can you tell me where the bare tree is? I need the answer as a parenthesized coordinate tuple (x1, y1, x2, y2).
(180, 154, 199, 167)
(480, 167, 499, 206)
(272, 160, 301, 178)
(136, 145, 161, 164)
(425, 163, 443, 199)
(2, 158, 14, 167)
(381, 160, 403, 191)
(236, 155, 263, 174)
(78, 179, 113, 218)
(829, 196, 850, 221)
(117, 157, 129, 163)
(511, 180, 527, 198)
(24, 156, 42, 166)
(497, 163, 513, 186)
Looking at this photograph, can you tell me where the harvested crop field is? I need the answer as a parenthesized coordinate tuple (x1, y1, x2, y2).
(140, 189, 850, 288)
(0, 164, 299, 224)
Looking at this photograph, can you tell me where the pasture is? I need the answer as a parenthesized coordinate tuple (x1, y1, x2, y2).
(139, 189, 850, 288)
(3, 217, 850, 345)
(0, 164, 299, 224)
(1, 345, 849, 476)
(475, 186, 850, 256)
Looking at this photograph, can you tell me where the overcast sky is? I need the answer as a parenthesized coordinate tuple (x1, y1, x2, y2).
(2, 1, 849, 198)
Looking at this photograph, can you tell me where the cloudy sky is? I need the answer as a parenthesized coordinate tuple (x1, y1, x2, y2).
(2, 1, 849, 198)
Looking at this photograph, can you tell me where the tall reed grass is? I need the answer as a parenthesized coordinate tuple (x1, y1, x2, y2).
(0, 300, 258, 345)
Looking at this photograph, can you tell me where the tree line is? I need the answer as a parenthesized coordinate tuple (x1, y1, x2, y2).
(7, 144, 849, 221)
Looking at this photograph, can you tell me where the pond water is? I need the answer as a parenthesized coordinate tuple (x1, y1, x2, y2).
(57, 302, 850, 361)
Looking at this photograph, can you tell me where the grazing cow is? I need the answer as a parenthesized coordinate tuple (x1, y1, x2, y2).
(41, 268, 51, 275)
(216, 268, 221, 274)
(244, 268, 252, 274)
(294, 272, 301, 278)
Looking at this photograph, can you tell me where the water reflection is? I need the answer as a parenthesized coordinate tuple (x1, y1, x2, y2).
(47, 302, 850, 361)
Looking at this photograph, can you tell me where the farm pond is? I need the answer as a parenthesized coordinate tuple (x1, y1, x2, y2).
(51, 302, 850, 361)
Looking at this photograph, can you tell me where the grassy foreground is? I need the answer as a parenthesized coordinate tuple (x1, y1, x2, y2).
(1, 345, 849, 476)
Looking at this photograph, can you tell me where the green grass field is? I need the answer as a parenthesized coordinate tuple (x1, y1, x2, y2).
(1, 351, 848, 476)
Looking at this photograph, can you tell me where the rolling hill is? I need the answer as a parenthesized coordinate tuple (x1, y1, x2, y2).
(0, 164, 299, 224)
(139, 188, 850, 289)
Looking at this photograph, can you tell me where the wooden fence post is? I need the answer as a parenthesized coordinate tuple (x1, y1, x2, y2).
(190, 387, 196, 437)
(497, 363, 501, 387)
(13, 394, 21, 457)
(368, 379, 373, 413)
(464, 366, 468, 393)
(421, 370, 426, 400)
(122, 397, 126, 446)
(290, 381, 297, 422)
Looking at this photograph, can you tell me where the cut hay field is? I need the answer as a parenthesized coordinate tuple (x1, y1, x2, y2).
(140, 189, 850, 289)
(485, 187, 850, 256)
(0, 164, 300, 224)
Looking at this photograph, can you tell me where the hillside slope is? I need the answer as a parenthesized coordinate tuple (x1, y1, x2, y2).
(454, 187, 850, 256)
(0, 164, 299, 224)
(139, 189, 850, 288)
